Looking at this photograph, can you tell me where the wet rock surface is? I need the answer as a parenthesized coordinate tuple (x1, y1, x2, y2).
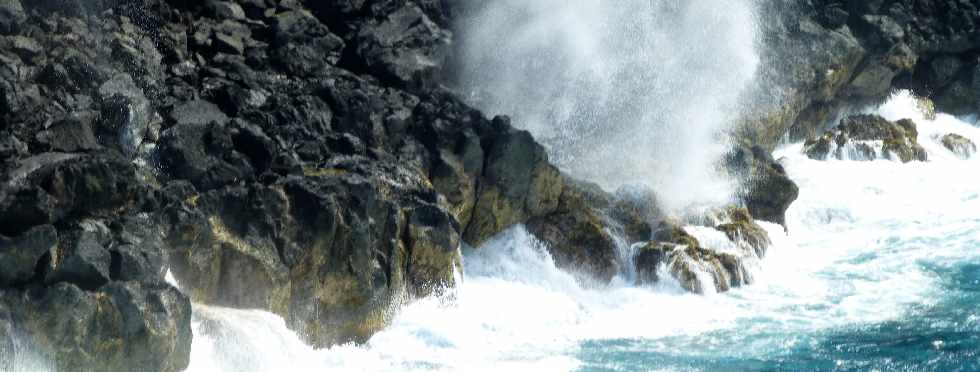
(727, 143, 799, 227)
(635, 207, 773, 294)
(742, 0, 980, 150)
(803, 114, 928, 163)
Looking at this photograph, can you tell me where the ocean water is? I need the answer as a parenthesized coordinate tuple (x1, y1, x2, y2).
(178, 92, 980, 371)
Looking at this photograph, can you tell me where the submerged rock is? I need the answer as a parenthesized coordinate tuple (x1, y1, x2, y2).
(0, 0, 24, 35)
(353, 3, 452, 91)
(804, 114, 927, 163)
(941, 133, 976, 159)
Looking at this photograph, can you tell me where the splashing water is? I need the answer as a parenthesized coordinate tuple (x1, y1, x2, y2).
(173, 93, 980, 371)
(454, 0, 760, 211)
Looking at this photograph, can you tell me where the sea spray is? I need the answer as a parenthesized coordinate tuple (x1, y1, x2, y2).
(455, 0, 760, 211)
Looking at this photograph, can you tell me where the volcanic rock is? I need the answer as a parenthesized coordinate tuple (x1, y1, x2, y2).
(804, 114, 927, 162)
(941, 133, 976, 159)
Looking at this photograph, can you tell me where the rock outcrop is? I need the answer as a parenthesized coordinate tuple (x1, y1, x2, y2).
(941, 133, 976, 159)
(803, 114, 927, 162)
(635, 207, 773, 294)
(527, 179, 658, 283)
(726, 143, 800, 228)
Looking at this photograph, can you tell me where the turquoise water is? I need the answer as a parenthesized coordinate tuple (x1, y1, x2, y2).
(578, 248, 980, 372)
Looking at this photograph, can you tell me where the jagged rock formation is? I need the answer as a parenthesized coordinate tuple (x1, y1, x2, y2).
(803, 114, 928, 162)
(727, 143, 800, 228)
(634, 207, 772, 294)
(527, 179, 658, 283)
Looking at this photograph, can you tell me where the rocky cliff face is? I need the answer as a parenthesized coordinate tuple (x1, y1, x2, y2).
(0, 0, 655, 369)
(741, 0, 980, 149)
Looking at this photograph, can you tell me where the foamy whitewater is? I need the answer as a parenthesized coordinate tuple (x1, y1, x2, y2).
(175, 92, 980, 371)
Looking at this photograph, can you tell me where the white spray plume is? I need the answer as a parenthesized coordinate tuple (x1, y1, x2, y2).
(455, 0, 760, 211)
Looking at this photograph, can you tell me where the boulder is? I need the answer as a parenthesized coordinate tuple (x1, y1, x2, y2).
(0, 225, 57, 286)
(727, 143, 799, 227)
(35, 116, 100, 153)
(270, 10, 344, 76)
(353, 4, 452, 91)
(803, 114, 927, 162)
(157, 121, 255, 191)
(0, 281, 191, 372)
(165, 159, 463, 347)
(0, 155, 140, 235)
(635, 206, 772, 294)
(0, 134, 27, 161)
(0, 0, 24, 35)
(941, 133, 976, 159)
(168, 99, 229, 127)
(634, 241, 668, 284)
(713, 207, 771, 258)
(207, 1, 246, 20)
(634, 221, 750, 294)
(932, 62, 980, 116)
(527, 179, 621, 283)
(44, 227, 112, 290)
(464, 119, 563, 246)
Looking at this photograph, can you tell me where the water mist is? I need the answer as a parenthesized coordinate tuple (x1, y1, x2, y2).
(455, 0, 760, 211)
